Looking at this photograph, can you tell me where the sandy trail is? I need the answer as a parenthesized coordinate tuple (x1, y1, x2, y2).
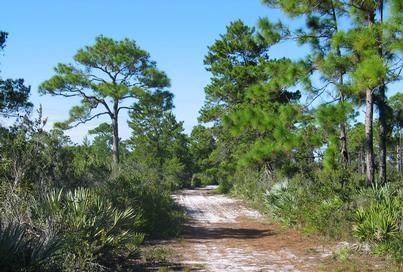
(158, 187, 390, 272)
(166, 187, 337, 272)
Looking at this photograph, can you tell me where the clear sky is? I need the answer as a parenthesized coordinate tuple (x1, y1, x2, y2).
(1, 1, 400, 143)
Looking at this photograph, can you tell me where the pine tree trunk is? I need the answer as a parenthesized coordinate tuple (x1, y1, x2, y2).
(331, 1, 349, 166)
(377, 1, 387, 183)
(364, 9, 378, 186)
(360, 148, 366, 175)
(112, 100, 120, 165)
(398, 129, 402, 173)
(340, 126, 349, 163)
(365, 88, 374, 185)
(340, 94, 349, 165)
(378, 84, 387, 183)
(397, 142, 400, 173)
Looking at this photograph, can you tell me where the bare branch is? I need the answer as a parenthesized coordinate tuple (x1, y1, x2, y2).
(69, 86, 113, 116)
(68, 111, 110, 129)
(117, 106, 135, 114)
(93, 64, 115, 82)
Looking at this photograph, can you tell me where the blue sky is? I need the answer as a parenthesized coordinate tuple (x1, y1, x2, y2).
(1, 1, 400, 143)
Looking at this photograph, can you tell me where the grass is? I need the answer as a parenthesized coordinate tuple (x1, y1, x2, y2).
(141, 246, 173, 265)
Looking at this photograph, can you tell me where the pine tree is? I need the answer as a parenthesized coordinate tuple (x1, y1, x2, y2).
(40, 36, 170, 164)
(263, 0, 402, 184)
(200, 20, 273, 184)
(128, 90, 189, 187)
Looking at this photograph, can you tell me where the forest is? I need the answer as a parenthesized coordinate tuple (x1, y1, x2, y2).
(0, 0, 402, 271)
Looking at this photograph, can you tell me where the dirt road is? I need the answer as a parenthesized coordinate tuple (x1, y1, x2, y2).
(162, 187, 389, 272)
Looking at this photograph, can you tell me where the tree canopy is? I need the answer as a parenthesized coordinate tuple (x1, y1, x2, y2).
(39, 36, 170, 163)
(0, 31, 32, 117)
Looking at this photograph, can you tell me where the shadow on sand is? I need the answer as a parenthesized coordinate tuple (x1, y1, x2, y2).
(183, 225, 275, 240)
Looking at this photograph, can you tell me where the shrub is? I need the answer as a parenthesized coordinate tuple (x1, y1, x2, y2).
(37, 188, 144, 266)
(263, 170, 355, 239)
(265, 181, 299, 225)
(354, 202, 400, 242)
(0, 221, 60, 272)
(101, 175, 185, 239)
(353, 184, 402, 261)
(354, 185, 401, 242)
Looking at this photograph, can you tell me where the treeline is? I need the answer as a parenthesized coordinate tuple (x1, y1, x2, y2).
(0, 34, 193, 271)
(191, 0, 402, 263)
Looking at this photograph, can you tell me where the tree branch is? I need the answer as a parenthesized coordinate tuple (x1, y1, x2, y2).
(68, 111, 110, 129)
(69, 86, 113, 116)
(117, 106, 135, 114)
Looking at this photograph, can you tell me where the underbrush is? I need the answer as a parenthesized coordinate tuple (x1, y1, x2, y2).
(0, 171, 185, 271)
(102, 174, 185, 239)
(353, 183, 402, 263)
(265, 173, 353, 239)
(230, 167, 403, 263)
(0, 185, 144, 271)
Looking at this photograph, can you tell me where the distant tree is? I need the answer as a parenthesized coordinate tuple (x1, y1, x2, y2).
(200, 20, 273, 185)
(39, 36, 170, 164)
(348, 123, 366, 174)
(188, 125, 216, 185)
(0, 31, 7, 49)
(0, 79, 32, 117)
(0, 31, 32, 117)
(389, 93, 403, 134)
(128, 90, 189, 188)
(201, 20, 271, 123)
(88, 122, 113, 163)
(388, 93, 403, 173)
(0, 107, 73, 188)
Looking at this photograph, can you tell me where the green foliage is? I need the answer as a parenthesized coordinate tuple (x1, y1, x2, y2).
(353, 55, 387, 91)
(0, 79, 33, 116)
(188, 125, 217, 186)
(39, 36, 170, 102)
(353, 185, 401, 243)
(38, 187, 144, 261)
(39, 35, 170, 163)
(264, 170, 354, 238)
(352, 184, 403, 262)
(0, 31, 7, 49)
(102, 174, 185, 238)
(0, 221, 60, 272)
(0, 112, 80, 189)
(141, 246, 173, 265)
(316, 102, 355, 170)
(129, 90, 190, 188)
(389, 93, 403, 131)
(333, 247, 351, 262)
(0, 32, 33, 117)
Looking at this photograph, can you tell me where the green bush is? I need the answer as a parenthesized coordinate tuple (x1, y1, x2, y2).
(37, 187, 144, 267)
(353, 184, 402, 261)
(265, 181, 299, 225)
(232, 168, 270, 203)
(262, 170, 357, 239)
(354, 202, 400, 242)
(372, 235, 403, 263)
(0, 221, 60, 272)
(102, 175, 185, 238)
